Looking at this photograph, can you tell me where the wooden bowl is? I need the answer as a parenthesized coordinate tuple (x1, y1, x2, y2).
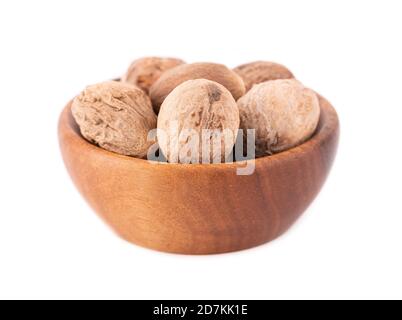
(58, 95, 339, 254)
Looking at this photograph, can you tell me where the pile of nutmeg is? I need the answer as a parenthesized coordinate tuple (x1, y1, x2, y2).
(72, 57, 320, 163)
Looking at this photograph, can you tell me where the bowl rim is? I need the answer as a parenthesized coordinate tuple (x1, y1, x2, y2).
(59, 94, 339, 170)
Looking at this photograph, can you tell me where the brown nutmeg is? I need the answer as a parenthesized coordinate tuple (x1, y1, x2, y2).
(234, 61, 294, 91)
(122, 57, 184, 93)
(150, 62, 246, 114)
(72, 81, 157, 158)
(157, 79, 240, 163)
(237, 79, 320, 156)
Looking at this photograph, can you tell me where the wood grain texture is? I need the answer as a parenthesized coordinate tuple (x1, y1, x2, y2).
(58, 95, 339, 255)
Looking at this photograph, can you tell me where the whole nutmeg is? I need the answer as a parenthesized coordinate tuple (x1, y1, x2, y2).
(72, 81, 157, 158)
(157, 79, 240, 163)
(237, 79, 320, 156)
(150, 62, 246, 114)
(234, 61, 294, 91)
(122, 57, 184, 93)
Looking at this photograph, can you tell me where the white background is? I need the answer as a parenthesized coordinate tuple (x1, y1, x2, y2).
(0, 0, 401, 300)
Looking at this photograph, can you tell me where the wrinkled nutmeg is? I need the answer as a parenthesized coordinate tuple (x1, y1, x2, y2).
(237, 79, 320, 156)
(122, 57, 184, 93)
(72, 81, 157, 158)
(234, 61, 294, 91)
(150, 63, 246, 114)
(157, 79, 240, 163)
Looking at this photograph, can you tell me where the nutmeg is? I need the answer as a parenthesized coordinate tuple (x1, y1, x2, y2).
(157, 79, 240, 163)
(150, 63, 246, 114)
(237, 79, 320, 156)
(234, 61, 294, 91)
(122, 57, 184, 93)
(72, 81, 157, 158)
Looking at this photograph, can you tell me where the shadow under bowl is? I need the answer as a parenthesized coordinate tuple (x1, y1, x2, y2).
(58, 95, 339, 254)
